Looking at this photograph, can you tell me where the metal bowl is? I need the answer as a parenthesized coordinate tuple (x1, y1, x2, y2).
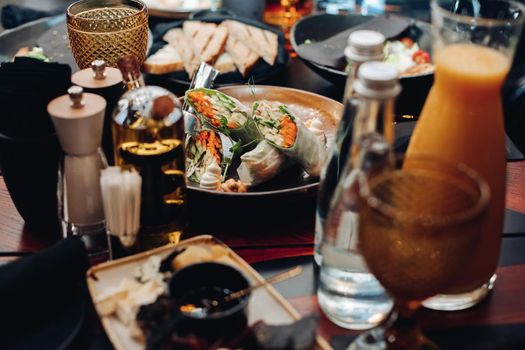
(186, 85, 342, 197)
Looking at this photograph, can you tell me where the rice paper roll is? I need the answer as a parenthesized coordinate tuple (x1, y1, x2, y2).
(185, 88, 261, 150)
(237, 140, 288, 186)
(185, 129, 223, 183)
(252, 100, 322, 176)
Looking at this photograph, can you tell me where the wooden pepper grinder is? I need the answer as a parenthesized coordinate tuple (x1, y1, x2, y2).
(47, 86, 108, 256)
(72, 60, 123, 165)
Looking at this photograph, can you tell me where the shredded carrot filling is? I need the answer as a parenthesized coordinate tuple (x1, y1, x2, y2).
(198, 130, 221, 164)
(227, 121, 239, 129)
(279, 116, 297, 148)
(188, 91, 218, 126)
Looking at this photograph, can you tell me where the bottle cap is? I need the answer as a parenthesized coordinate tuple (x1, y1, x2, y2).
(344, 30, 385, 64)
(353, 61, 401, 99)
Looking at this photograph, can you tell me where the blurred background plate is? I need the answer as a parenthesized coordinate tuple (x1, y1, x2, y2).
(291, 13, 434, 116)
(144, 0, 220, 18)
(0, 15, 67, 64)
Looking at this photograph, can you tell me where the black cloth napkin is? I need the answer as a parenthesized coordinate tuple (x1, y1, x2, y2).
(295, 14, 413, 69)
(0, 57, 71, 138)
(0, 238, 89, 347)
(0, 4, 64, 30)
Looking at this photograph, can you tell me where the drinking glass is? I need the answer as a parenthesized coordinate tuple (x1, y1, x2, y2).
(406, 0, 525, 311)
(66, 0, 149, 69)
(349, 156, 490, 350)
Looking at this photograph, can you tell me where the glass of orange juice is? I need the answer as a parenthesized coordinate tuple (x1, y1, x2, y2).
(406, 0, 525, 311)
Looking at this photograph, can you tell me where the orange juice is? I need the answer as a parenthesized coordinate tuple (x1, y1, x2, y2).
(406, 44, 510, 293)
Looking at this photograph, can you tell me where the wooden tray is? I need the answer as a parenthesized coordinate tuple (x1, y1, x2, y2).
(86, 235, 331, 350)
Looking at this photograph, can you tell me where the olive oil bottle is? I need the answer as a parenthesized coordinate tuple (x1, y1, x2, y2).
(113, 55, 186, 251)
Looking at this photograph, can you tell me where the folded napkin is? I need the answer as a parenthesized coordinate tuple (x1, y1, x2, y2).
(0, 238, 89, 344)
(0, 57, 71, 138)
(295, 14, 413, 69)
(0, 4, 63, 29)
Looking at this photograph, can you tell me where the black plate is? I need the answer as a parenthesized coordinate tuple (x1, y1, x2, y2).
(149, 15, 289, 87)
(291, 13, 434, 116)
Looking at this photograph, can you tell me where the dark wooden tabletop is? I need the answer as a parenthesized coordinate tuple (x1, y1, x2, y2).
(1, 57, 525, 349)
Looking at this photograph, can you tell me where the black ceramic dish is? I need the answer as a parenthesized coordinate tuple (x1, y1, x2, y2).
(291, 13, 434, 116)
(168, 262, 251, 341)
(148, 15, 289, 87)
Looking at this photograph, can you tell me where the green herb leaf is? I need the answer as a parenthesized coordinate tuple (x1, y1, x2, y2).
(221, 156, 232, 166)
(247, 76, 256, 101)
(229, 140, 243, 155)
(278, 105, 294, 120)
(219, 115, 228, 127)
(252, 101, 260, 113)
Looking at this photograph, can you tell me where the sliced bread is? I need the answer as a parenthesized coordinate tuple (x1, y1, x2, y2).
(213, 52, 237, 74)
(249, 26, 278, 66)
(224, 20, 279, 66)
(143, 44, 184, 74)
(201, 24, 228, 64)
(163, 28, 200, 78)
(183, 21, 217, 59)
(225, 34, 259, 76)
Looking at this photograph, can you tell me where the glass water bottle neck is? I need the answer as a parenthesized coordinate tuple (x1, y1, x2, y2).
(343, 62, 360, 102)
(350, 96, 396, 169)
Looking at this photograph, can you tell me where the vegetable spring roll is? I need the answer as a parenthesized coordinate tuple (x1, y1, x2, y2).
(252, 100, 322, 176)
(237, 140, 287, 186)
(185, 88, 261, 149)
(185, 129, 223, 183)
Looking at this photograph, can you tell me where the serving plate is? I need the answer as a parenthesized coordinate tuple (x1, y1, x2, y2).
(148, 15, 288, 87)
(185, 85, 342, 196)
(86, 235, 331, 350)
(291, 13, 434, 116)
(144, 0, 217, 18)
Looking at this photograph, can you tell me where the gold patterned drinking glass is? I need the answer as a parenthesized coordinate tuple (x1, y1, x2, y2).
(349, 156, 490, 350)
(67, 0, 148, 69)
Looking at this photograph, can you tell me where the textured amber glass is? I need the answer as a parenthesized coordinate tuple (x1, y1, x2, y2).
(67, 0, 148, 69)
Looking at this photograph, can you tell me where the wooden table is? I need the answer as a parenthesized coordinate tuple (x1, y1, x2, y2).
(1, 59, 525, 349)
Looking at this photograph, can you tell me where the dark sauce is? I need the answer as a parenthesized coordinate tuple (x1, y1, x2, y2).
(177, 287, 240, 318)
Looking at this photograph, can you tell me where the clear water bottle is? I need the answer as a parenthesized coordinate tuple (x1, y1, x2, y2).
(314, 30, 385, 266)
(317, 62, 400, 330)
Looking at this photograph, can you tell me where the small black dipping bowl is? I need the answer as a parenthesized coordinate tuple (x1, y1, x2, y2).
(169, 262, 250, 341)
